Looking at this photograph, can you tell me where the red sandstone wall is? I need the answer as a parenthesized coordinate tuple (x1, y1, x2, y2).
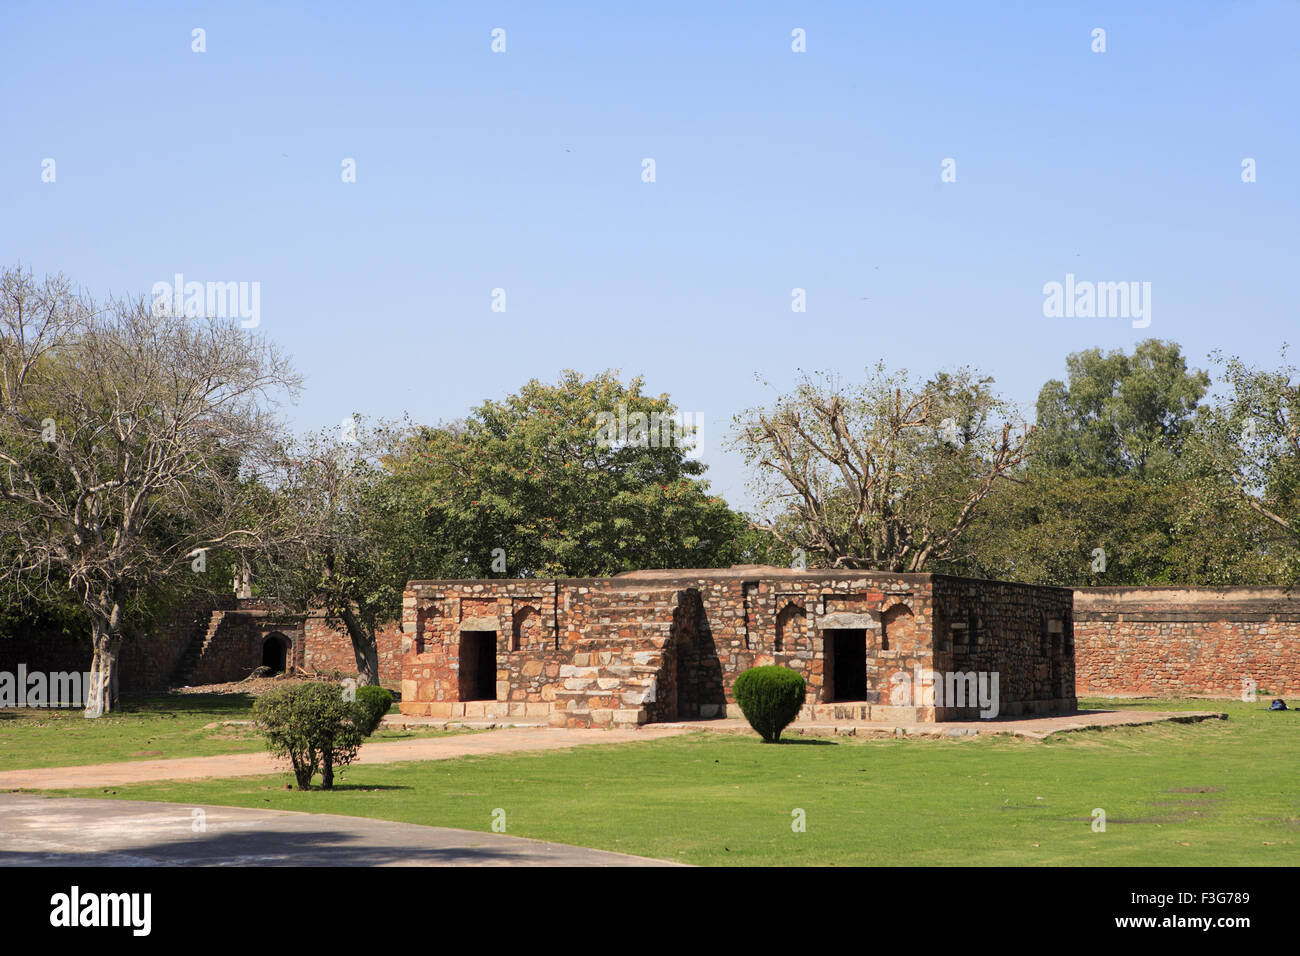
(302, 615, 403, 689)
(0, 595, 238, 695)
(123, 596, 237, 691)
(1074, 587, 1300, 697)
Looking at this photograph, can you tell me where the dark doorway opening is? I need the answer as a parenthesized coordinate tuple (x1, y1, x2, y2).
(459, 631, 498, 701)
(826, 629, 867, 701)
(262, 635, 288, 674)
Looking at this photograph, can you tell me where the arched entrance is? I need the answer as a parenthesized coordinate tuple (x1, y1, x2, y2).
(262, 633, 289, 674)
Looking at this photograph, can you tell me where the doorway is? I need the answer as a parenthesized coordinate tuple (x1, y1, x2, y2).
(261, 634, 288, 674)
(459, 631, 498, 701)
(824, 629, 867, 701)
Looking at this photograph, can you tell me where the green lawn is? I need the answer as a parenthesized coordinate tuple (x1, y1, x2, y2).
(0, 693, 467, 770)
(33, 697, 1300, 866)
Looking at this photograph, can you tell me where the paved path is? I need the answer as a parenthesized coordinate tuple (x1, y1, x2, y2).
(0, 793, 678, 866)
(0, 725, 687, 791)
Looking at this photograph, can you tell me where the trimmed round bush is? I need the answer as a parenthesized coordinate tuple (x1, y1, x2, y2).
(733, 666, 806, 743)
(355, 685, 394, 736)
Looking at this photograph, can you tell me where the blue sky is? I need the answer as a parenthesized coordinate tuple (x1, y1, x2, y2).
(4, 0, 1297, 512)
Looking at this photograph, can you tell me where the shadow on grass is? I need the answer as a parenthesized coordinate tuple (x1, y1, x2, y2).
(768, 738, 838, 746)
(122, 694, 257, 716)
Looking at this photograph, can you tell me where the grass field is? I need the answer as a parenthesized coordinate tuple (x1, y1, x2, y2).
(0, 693, 466, 771)
(28, 696, 1300, 866)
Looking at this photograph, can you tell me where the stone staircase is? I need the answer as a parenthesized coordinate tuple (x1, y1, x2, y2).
(550, 588, 684, 728)
(169, 609, 228, 687)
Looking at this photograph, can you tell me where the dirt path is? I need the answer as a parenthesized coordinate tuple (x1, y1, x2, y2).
(0, 725, 688, 790)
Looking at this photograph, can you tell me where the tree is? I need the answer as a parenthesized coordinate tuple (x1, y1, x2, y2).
(0, 266, 299, 715)
(731, 364, 1031, 571)
(1033, 339, 1209, 479)
(938, 340, 1294, 586)
(253, 682, 367, 790)
(1188, 346, 1300, 578)
(392, 370, 749, 576)
(264, 420, 425, 686)
(938, 471, 1291, 586)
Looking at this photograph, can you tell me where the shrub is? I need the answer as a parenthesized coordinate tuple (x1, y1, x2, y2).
(253, 682, 365, 790)
(732, 666, 806, 743)
(355, 685, 394, 736)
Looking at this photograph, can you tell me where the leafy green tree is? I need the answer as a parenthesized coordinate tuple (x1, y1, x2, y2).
(1187, 347, 1300, 580)
(1033, 339, 1209, 479)
(943, 341, 1294, 586)
(940, 472, 1291, 586)
(253, 682, 367, 790)
(393, 370, 749, 577)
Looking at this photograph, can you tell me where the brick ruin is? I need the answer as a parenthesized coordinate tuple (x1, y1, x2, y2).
(0, 596, 398, 695)
(6, 576, 1297, 713)
(396, 568, 1077, 727)
(1074, 587, 1300, 698)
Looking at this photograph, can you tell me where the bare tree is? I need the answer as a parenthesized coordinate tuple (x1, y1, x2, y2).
(731, 364, 1032, 571)
(0, 265, 300, 715)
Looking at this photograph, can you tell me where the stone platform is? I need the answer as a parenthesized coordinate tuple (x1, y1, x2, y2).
(663, 708, 1227, 739)
(384, 708, 1227, 740)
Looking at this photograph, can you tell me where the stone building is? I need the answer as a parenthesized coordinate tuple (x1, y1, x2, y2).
(397, 567, 1077, 727)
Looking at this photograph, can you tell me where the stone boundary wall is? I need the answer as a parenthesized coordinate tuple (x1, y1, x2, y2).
(45, 579, 1300, 705)
(124, 595, 239, 690)
(1074, 587, 1300, 697)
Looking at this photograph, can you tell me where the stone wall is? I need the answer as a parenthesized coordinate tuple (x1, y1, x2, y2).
(934, 577, 1076, 718)
(0, 597, 405, 696)
(0, 594, 240, 695)
(1074, 587, 1300, 698)
(0, 623, 93, 686)
(49, 577, 1300, 708)
(302, 615, 403, 688)
(182, 606, 306, 687)
(122, 595, 239, 691)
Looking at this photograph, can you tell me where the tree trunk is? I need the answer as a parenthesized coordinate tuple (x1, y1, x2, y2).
(341, 609, 380, 687)
(291, 751, 315, 790)
(84, 620, 121, 718)
(320, 745, 336, 790)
